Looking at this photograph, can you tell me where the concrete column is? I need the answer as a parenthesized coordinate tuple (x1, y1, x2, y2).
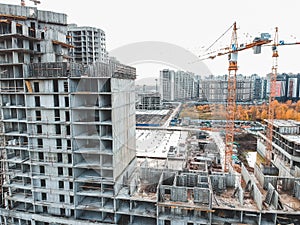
(258, 213, 262, 225)
(11, 21, 16, 34)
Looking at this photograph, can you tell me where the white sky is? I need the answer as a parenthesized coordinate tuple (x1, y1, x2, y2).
(3, 0, 300, 80)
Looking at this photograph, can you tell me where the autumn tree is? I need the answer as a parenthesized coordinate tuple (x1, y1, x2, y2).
(286, 108, 297, 120)
(296, 100, 300, 112)
(261, 109, 268, 120)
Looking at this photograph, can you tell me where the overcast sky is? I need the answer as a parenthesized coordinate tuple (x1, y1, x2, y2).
(2, 0, 300, 82)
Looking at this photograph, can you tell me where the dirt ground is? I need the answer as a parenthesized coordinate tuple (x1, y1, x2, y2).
(234, 133, 257, 151)
(235, 133, 257, 168)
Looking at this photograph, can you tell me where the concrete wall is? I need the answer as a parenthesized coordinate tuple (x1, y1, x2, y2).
(0, 4, 67, 24)
(294, 181, 300, 200)
(112, 78, 136, 180)
(171, 186, 187, 202)
(194, 188, 210, 204)
(255, 164, 297, 191)
(210, 174, 226, 193)
(295, 166, 300, 177)
(242, 164, 263, 210)
(226, 173, 236, 187)
(267, 183, 279, 209)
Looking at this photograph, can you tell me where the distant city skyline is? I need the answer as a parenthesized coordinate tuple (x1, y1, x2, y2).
(3, 0, 300, 80)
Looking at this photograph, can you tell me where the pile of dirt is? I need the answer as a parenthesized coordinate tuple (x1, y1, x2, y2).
(234, 133, 257, 151)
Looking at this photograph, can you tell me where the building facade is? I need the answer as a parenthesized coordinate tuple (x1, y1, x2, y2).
(136, 93, 161, 110)
(67, 24, 107, 64)
(159, 69, 198, 101)
(264, 73, 300, 102)
(257, 119, 300, 177)
(0, 4, 136, 225)
(199, 74, 266, 103)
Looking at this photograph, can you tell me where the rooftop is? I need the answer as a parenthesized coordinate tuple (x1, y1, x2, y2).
(267, 119, 300, 128)
(136, 129, 188, 158)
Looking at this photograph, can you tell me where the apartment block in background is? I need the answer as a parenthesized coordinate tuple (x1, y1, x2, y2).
(68, 24, 107, 64)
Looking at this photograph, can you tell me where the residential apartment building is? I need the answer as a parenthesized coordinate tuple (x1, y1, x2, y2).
(252, 74, 265, 101)
(265, 73, 300, 102)
(199, 75, 227, 102)
(199, 74, 265, 103)
(68, 24, 107, 64)
(159, 69, 198, 101)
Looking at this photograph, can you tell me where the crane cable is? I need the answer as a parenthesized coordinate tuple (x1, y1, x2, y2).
(205, 23, 235, 52)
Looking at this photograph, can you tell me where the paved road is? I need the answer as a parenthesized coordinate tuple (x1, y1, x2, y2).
(162, 102, 182, 128)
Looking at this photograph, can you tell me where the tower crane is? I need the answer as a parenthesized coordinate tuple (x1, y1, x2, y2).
(265, 27, 278, 167)
(199, 22, 271, 171)
(264, 28, 300, 167)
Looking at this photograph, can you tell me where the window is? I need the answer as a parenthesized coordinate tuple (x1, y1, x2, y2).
(35, 96, 40, 107)
(36, 110, 41, 121)
(67, 140, 71, 150)
(40, 166, 45, 174)
(30, 22, 35, 29)
(60, 208, 65, 216)
(33, 82, 39, 92)
(54, 95, 59, 107)
(65, 111, 70, 121)
(70, 196, 74, 204)
(43, 206, 47, 213)
(59, 181, 64, 189)
(56, 139, 62, 149)
(55, 109, 60, 121)
(38, 139, 43, 147)
(58, 167, 63, 175)
(65, 97, 69, 107)
(69, 182, 73, 189)
(68, 168, 72, 176)
(57, 153, 62, 163)
(64, 82, 68, 92)
(29, 41, 34, 51)
(68, 154, 72, 163)
(59, 195, 65, 202)
(53, 80, 58, 92)
(55, 124, 61, 135)
(42, 193, 47, 200)
(41, 179, 46, 187)
(37, 125, 42, 134)
(38, 152, 44, 161)
(66, 125, 70, 135)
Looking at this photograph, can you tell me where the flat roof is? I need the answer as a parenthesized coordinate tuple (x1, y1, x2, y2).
(281, 134, 300, 145)
(136, 109, 169, 116)
(266, 119, 300, 128)
(136, 129, 188, 158)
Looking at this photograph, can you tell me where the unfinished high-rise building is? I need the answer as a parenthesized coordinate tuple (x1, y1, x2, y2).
(0, 3, 136, 225)
(67, 24, 107, 64)
(1, 3, 300, 225)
